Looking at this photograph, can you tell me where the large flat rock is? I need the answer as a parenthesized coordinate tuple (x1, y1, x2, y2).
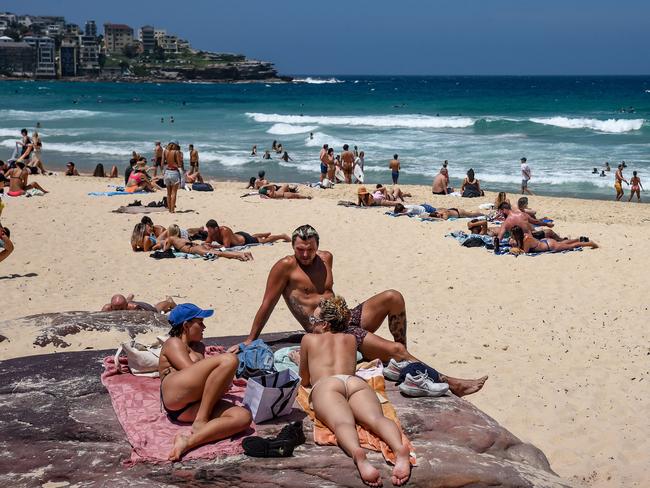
(0, 312, 572, 487)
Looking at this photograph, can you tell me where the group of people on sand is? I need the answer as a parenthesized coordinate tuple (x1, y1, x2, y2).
(245, 170, 312, 200)
(464, 192, 599, 254)
(131, 215, 290, 259)
(153, 225, 487, 485)
(319, 143, 365, 185)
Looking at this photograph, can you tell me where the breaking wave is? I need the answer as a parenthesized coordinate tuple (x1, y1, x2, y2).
(247, 113, 475, 129)
(529, 117, 644, 133)
(267, 123, 317, 135)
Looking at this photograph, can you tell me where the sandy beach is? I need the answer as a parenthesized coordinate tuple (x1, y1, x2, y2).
(1, 174, 648, 487)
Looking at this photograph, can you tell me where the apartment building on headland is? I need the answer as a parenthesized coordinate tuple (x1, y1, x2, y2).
(103, 23, 133, 54)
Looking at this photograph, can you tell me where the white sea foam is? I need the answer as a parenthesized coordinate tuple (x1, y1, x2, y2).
(0, 139, 143, 156)
(267, 123, 317, 135)
(247, 113, 475, 129)
(304, 132, 346, 149)
(0, 109, 109, 121)
(529, 117, 644, 133)
(292, 77, 344, 84)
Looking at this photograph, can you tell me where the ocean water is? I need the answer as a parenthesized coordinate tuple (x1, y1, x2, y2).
(1, 76, 649, 199)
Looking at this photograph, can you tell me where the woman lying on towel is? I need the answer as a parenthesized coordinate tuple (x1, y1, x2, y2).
(159, 304, 252, 461)
(259, 183, 312, 199)
(297, 296, 411, 487)
(509, 226, 599, 254)
(162, 225, 254, 261)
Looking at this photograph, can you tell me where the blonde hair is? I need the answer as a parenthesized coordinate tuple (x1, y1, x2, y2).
(131, 223, 147, 250)
(319, 295, 350, 332)
(168, 224, 180, 237)
(495, 192, 508, 208)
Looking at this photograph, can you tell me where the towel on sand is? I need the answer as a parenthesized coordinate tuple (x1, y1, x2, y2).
(89, 191, 145, 197)
(113, 206, 168, 214)
(101, 346, 254, 465)
(296, 360, 416, 466)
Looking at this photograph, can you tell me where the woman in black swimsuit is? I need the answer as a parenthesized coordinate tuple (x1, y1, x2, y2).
(158, 304, 252, 461)
(510, 226, 599, 254)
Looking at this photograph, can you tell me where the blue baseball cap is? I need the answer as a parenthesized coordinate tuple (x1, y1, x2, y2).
(168, 303, 213, 328)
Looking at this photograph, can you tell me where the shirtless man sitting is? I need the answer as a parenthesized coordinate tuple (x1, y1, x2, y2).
(231, 224, 487, 397)
(202, 219, 290, 247)
(102, 293, 176, 313)
(432, 168, 453, 195)
(496, 202, 560, 242)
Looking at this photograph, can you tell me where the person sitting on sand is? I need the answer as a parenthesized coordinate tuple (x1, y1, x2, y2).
(259, 184, 312, 199)
(428, 207, 485, 220)
(517, 197, 538, 218)
(131, 222, 160, 252)
(202, 219, 290, 247)
(101, 293, 176, 313)
(163, 224, 254, 260)
(432, 168, 453, 195)
(231, 224, 488, 398)
(460, 169, 484, 198)
(159, 303, 252, 461)
(393, 203, 436, 216)
(296, 296, 412, 487)
(93, 163, 118, 178)
(185, 169, 204, 184)
(496, 202, 560, 242)
(509, 226, 598, 254)
(6, 162, 48, 196)
(0, 226, 14, 263)
(65, 162, 80, 176)
(254, 170, 268, 189)
(126, 163, 157, 193)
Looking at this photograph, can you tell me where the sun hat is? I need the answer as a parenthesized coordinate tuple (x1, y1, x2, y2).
(168, 303, 214, 328)
(357, 186, 369, 195)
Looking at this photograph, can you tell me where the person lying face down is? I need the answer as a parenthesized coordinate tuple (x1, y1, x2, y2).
(101, 293, 176, 313)
(297, 296, 412, 487)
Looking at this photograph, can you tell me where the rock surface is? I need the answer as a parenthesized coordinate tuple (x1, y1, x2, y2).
(0, 312, 572, 487)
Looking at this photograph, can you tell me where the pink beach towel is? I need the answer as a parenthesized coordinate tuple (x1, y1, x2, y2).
(101, 346, 254, 465)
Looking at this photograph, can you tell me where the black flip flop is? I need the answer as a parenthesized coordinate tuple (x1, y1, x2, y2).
(242, 436, 294, 458)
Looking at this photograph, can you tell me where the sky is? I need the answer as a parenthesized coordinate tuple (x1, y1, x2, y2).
(3, 1, 649, 75)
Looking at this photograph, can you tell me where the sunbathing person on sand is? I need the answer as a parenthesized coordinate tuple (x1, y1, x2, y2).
(232, 225, 487, 397)
(102, 293, 176, 313)
(357, 186, 399, 207)
(259, 184, 312, 199)
(163, 224, 254, 260)
(6, 162, 48, 196)
(509, 226, 598, 254)
(159, 304, 252, 461)
(295, 296, 411, 487)
(201, 219, 290, 247)
(428, 207, 485, 220)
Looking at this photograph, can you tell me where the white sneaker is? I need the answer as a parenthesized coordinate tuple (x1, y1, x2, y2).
(398, 372, 449, 397)
(383, 358, 411, 381)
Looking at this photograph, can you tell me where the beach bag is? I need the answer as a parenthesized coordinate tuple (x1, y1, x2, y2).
(243, 369, 300, 423)
(192, 182, 214, 192)
(114, 337, 166, 376)
(461, 236, 486, 248)
(236, 339, 276, 379)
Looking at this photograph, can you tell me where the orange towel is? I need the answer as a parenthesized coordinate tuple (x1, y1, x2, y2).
(297, 374, 416, 465)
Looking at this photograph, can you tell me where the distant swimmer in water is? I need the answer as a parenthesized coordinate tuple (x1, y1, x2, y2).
(251, 145, 257, 156)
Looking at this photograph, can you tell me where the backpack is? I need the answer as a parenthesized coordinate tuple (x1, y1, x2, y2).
(461, 236, 486, 248)
(236, 339, 276, 379)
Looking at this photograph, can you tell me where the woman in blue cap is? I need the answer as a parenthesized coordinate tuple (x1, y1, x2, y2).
(159, 303, 252, 461)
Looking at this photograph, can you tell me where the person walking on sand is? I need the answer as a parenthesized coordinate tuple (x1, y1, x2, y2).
(189, 144, 199, 175)
(153, 141, 163, 177)
(615, 164, 628, 201)
(163, 142, 182, 213)
(628, 171, 643, 202)
(521, 157, 533, 195)
(389, 154, 400, 185)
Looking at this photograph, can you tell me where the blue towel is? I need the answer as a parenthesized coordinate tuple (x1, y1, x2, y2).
(88, 191, 145, 196)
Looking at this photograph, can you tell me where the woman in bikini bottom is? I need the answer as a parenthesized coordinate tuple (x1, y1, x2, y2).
(158, 303, 252, 461)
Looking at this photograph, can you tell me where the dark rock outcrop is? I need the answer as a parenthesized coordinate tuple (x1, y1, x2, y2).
(0, 312, 572, 487)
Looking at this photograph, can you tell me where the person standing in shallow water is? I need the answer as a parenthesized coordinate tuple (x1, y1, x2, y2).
(614, 164, 628, 201)
(389, 154, 400, 184)
(520, 157, 533, 195)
